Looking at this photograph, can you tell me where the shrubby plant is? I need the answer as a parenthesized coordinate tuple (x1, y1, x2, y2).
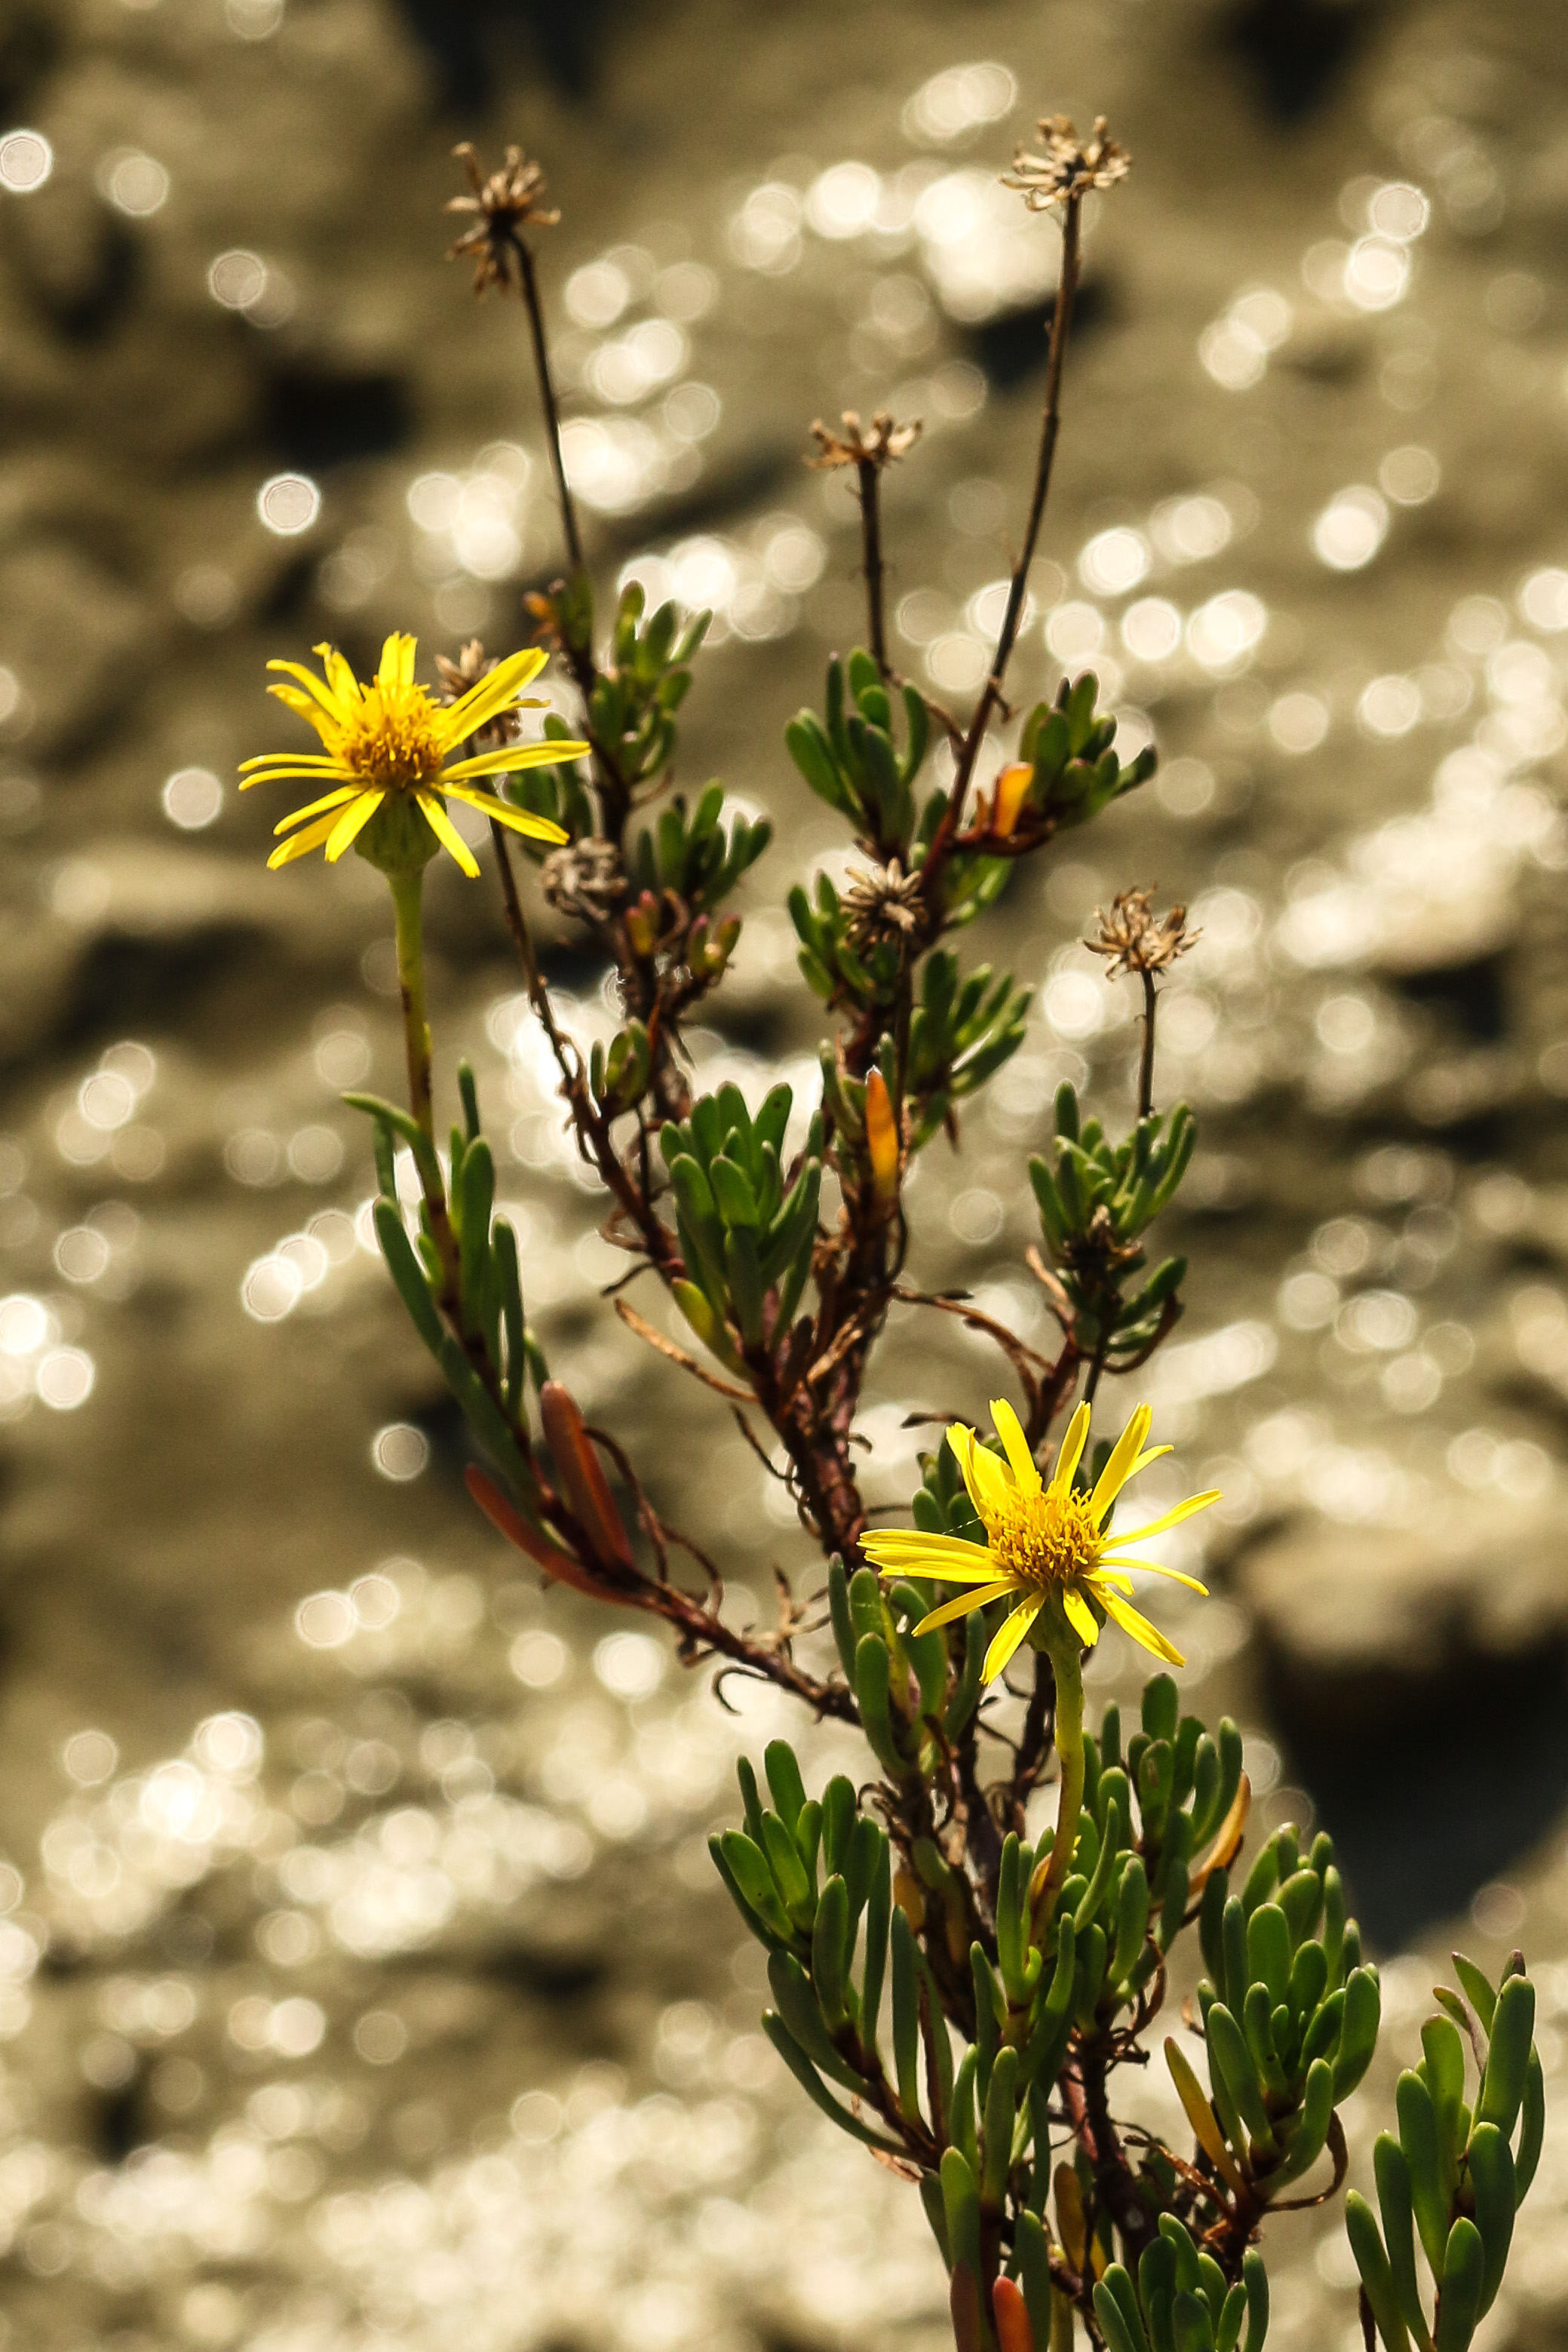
(235, 111, 1543, 2352)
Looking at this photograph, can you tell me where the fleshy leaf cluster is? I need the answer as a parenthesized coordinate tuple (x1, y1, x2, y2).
(660, 1082, 823, 1368)
(1349, 1957, 1543, 2352)
(1031, 1082, 1195, 1365)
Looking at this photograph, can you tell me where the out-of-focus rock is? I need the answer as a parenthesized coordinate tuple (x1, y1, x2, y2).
(0, 840, 384, 1064)
(0, 539, 157, 756)
(7, 177, 136, 337)
(1237, 1493, 1568, 1712)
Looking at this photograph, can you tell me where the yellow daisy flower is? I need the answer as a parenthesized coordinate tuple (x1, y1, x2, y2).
(861, 1398, 1218, 1685)
(240, 633, 586, 878)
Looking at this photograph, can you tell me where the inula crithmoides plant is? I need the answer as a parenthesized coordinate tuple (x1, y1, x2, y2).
(234, 112, 1544, 2352)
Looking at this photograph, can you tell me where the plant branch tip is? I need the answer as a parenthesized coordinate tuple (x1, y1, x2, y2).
(1087, 888, 1199, 980)
(809, 410, 923, 471)
(446, 140, 559, 295)
(1003, 115, 1131, 211)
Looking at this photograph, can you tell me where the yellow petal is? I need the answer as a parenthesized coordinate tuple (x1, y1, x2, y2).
(324, 790, 385, 861)
(861, 1530, 996, 1571)
(240, 750, 348, 772)
(1106, 1492, 1221, 1547)
(415, 790, 481, 879)
(272, 785, 359, 834)
(240, 763, 354, 791)
(1089, 1403, 1154, 1525)
(1063, 1586, 1100, 1647)
(377, 633, 416, 692)
(264, 679, 335, 715)
(1096, 1554, 1210, 1595)
(267, 806, 346, 867)
(261, 681, 340, 721)
(915, 1583, 1015, 1635)
(944, 1423, 980, 1507)
(867, 1558, 1006, 1589)
(1097, 1586, 1184, 1666)
(313, 643, 364, 708)
(947, 1423, 1009, 1518)
(990, 1398, 1041, 1495)
(1048, 1399, 1091, 1497)
(266, 660, 350, 724)
(440, 784, 569, 844)
(983, 1597, 1042, 1682)
(440, 739, 590, 782)
(862, 1528, 993, 1558)
(434, 692, 550, 753)
(263, 689, 340, 745)
(437, 645, 549, 741)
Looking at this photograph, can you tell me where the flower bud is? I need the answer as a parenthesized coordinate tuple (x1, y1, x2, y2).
(993, 760, 1034, 838)
(865, 1068, 900, 1205)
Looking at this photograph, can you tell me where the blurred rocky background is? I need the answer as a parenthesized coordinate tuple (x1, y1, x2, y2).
(4, 0, 1568, 2345)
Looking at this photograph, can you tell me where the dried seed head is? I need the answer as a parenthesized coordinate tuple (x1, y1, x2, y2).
(1085, 887, 1198, 980)
(446, 141, 560, 296)
(1002, 115, 1130, 213)
(808, 410, 923, 472)
(541, 837, 624, 923)
(433, 640, 490, 697)
(842, 858, 928, 956)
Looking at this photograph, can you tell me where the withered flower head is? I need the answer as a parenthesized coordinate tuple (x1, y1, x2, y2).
(1002, 115, 1130, 213)
(446, 141, 560, 296)
(808, 410, 923, 472)
(842, 858, 928, 956)
(434, 638, 491, 698)
(541, 837, 625, 925)
(1085, 887, 1198, 980)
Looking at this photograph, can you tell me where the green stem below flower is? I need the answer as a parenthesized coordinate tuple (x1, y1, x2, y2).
(1028, 1635, 1085, 1939)
(391, 866, 435, 1144)
(388, 864, 461, 1302)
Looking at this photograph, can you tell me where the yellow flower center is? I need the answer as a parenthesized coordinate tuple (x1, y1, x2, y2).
(336, 685, 446, 790)
(983, 1488, 1101, 1589)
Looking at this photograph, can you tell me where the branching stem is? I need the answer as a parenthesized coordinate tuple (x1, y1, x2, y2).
(487, 821, 681, 1273)
(1066, 2051, 1159, 2266)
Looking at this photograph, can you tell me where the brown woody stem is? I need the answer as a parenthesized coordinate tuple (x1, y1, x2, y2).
(1137, 968, 1158, 1120)
(488, 821, 684, 1276)
(511, 230, 585, 576)
(925, 192, 1084, 892)
(857, 455, 890, 678)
